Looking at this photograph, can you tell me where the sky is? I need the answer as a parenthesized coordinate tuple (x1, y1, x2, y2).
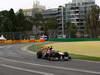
(0, 0, 100, 12)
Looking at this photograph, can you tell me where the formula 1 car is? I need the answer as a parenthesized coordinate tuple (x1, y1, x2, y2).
(37, 46, 71, 61)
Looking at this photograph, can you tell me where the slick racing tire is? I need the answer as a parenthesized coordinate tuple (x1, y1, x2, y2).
(37, 51, 42, 59)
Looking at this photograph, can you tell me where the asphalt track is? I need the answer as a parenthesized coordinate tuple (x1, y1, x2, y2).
(0, 43, 100, 75)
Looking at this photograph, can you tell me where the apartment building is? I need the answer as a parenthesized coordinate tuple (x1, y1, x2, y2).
(72, 0, 95, 3)
(23, 9, 32, 16)
(23, 0, 45, 17)
(42, 6, 66, 36)
(65, 0, 95, 36)
(42, 0, 96, 37)
(23, 0, 96, 38)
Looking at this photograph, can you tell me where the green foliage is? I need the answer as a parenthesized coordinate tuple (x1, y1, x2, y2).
(41, 18, 58, 33)
(0, 9, 33, 40)
(45, 18, 58, 30)
(33, 13, 44, 29)
(85, 5, 100, 38)
(16, 9, 26, 31)
(0, 9, 33, 33)
(65, 22, 77, 38)
(33, 13, 58, 34)
(0, 10, 10, 32)
(8, 8, 16, 32)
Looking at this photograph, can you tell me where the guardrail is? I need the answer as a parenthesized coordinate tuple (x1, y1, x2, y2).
(0, 40, 45, 44)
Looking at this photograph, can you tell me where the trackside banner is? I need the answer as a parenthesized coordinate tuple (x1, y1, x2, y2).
(0, 40, 45, 44)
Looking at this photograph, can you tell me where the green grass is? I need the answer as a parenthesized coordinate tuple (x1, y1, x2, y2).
(46, 41, 100, 57)
(28, 43, 44, 52)
(70, 53, 100, 61)
(28, 41, 100, 61)
(28, 42, 52, 52)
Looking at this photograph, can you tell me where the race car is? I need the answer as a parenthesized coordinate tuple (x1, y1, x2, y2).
(37, 46, 71, 61)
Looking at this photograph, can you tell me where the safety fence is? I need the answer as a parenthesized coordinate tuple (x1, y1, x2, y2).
(0, 40, 45, 44)
(48, 38, 100, 42)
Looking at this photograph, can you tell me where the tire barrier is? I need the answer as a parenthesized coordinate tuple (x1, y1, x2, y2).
(0, 40, 45, 44)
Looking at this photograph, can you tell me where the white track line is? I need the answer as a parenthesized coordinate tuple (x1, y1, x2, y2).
(0, 57, 100, 74)
(0, 64, 54, 75)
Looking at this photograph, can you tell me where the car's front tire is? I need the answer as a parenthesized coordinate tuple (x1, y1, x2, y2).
(37, 51, 42, 59)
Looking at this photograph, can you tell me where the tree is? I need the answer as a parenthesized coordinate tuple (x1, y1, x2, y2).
(46, 18, 58, 30)
(8, 8, 17, 32)
(44, 18, 58, 38)
(15, 9, 33, 40)
(41, 18, 58, 33)
(85, 5, 100, 38)
(33, 13, 44, 34)
(0, 9, 17, 32)
(16, 9, 26, 31)
(32, 12, 58, 38)
(16, 9, 33, 31)
(24, 16, 33, 31)
(0, 10, 10, 32)
(65, 22, 77, 38)
(0, 9, 33, 40)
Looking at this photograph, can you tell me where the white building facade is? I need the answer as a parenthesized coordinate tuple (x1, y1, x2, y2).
(23, 0, 97, 38)
(65, 0, 95, 36)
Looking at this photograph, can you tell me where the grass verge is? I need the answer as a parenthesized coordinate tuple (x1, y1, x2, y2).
(28, 42, 52, 52)
(28, 42, 100, 61)
(70, 53, 100, 61)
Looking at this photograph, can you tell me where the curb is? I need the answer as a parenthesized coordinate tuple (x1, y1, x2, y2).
(21, 45, 36, 55)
